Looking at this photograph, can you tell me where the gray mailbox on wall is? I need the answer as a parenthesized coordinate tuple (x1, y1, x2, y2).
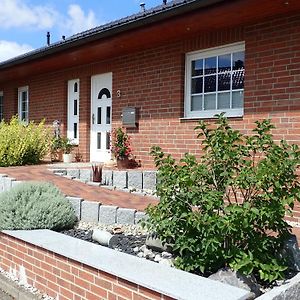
(122, 107, 137, 128)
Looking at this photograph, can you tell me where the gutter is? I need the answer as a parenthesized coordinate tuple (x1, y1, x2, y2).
(0, 0, 225, 70)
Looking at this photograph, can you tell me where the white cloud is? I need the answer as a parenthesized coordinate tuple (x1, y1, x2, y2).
(0, 0, 99, 36)
(63, 4, 98, 35)
(0, 0, 57, 29)
(0, 40, 34, 62)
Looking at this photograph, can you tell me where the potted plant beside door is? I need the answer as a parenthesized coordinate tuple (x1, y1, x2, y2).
(61, 137, 75, 163)
(111, 127, 132, 169)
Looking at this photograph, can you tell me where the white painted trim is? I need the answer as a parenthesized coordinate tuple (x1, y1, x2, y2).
(182, 108, 244, 120)
(184, 42, 245, 119)
(67, 79, 80, 145)
(0, 91, 3, 121)
(3, 230, 252, 300)
(186, 42, 245, 59)
(17, 86, 29, 123)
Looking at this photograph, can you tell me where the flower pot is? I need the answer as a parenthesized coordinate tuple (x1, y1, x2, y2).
(117, 157, 130, 169)
(51, 150, 63, 162)
(63, 153, 73, 163)
(92, 164, 102, 182)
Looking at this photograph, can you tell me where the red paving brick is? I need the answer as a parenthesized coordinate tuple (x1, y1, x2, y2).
(0, 164, 158, 211)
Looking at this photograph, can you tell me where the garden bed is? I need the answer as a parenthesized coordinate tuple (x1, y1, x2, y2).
(61, 222, 174, 265)
(60, 222, 300, 298)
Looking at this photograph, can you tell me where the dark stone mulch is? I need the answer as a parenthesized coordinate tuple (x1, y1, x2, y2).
(61, 229, 148, 255)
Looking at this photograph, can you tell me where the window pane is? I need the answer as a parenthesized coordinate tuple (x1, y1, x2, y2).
(74, 123, 77, 139)
(218, 54, 231, 72)
(233, 52, 245, 71)
(191, 95, 202, 111)
(232, 70, 244, 90)
(204, 57, 217, 74)
(204, 94, 216, 110)
(0, 95, 3, 120)
(192, 59, 203, 76)
(232, 91, 244, 108)
(97, 132, 101, 149)
(97, 107, 102, 124)
(217, 92, 230, 109)
(204, 75, 216, 92)
(74, 99, 78, 116)
(106, 107, 111, 125)
(106, 132, 110, 150)
(218, 72, 231, 91)
(191, 77, 203, 94)
(74, 82, 78, 93)
(22, 100, 26, 112)
(22, 91, 27, 102)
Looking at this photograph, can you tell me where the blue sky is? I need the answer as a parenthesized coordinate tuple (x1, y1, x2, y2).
(0, 0, 163, 62)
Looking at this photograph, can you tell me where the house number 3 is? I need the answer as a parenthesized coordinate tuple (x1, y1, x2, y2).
(116, 90, 121, 98)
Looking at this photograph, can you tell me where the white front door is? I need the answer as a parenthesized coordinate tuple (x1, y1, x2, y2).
(90, 73, 112, 162)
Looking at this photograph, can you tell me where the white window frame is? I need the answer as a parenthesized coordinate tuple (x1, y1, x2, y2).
(184, 42, 245, 119)
(67, 79, 80, 144)
(18, 86, 29, 123)
(0, 91, 3, 121)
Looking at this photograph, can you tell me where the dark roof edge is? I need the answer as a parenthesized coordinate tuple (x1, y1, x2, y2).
(0, 0, 225, 70)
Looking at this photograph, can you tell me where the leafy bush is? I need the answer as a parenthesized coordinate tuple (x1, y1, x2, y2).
(111, 127, 133, 159)
(0, 116, 50, 166)
(0, 182, 77, 231)
(146, 114, 300, 282)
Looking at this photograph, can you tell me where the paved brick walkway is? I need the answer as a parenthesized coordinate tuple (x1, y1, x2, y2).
(0, 164, 158, 211)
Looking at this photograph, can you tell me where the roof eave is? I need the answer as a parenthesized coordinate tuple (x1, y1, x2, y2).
(0, 0, 225, 70)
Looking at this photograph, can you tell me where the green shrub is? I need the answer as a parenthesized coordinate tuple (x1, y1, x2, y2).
(146, 114, 300, 282)
(0, 116, 50, 166)
(0, 182, 77, 231)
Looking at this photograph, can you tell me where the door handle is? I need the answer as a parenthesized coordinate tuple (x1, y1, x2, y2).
(92, 113, 95, 124)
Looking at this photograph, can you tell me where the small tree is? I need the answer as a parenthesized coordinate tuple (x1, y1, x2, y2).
(146, 114, 300, 282)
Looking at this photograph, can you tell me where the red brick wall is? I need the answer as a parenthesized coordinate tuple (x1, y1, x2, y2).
(0, 14, 299, 167)
(0, 233, 173, 300)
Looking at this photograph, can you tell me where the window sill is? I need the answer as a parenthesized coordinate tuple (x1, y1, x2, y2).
(181, 109, 244, 121)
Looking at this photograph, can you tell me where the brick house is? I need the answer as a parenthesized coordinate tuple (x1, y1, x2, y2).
(0, 0, 299, 168)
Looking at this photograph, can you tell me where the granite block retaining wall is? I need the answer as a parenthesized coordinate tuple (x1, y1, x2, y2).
(54, 168, 158, 192)
(0, 174, 146, 225)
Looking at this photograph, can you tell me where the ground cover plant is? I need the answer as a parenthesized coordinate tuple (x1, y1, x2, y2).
(0, 182, 77, 231)
(146, 114, 300, 283)
(0, 116, 50, 166)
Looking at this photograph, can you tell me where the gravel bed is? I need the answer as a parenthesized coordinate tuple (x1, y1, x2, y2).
(0, 267, 55, 300)
(77, 221, 149, 236)
(61, 221, 175, 265)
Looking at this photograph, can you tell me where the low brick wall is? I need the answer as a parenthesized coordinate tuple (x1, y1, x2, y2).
(0, 230, 251, 300)
(0, 233, 171, 300)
